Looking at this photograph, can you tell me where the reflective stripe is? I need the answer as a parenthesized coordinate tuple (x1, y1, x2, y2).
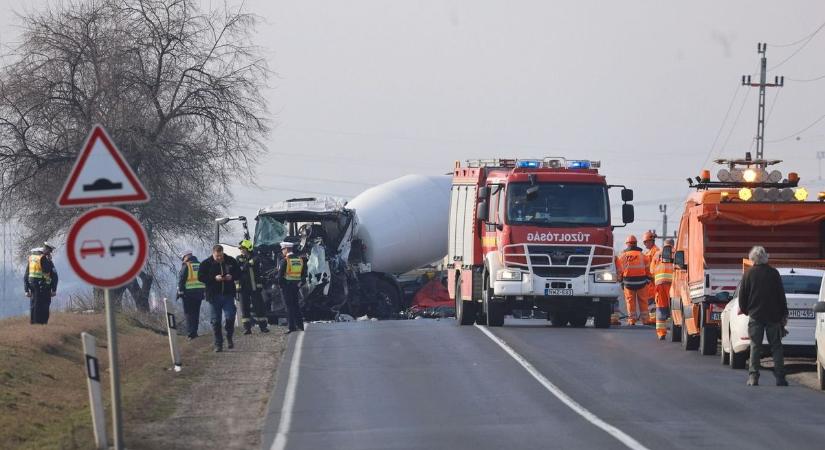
(652, 258, 674, 285)
(618, 250, 647, 277)
(285, 257, 303, 281)
(185, 262, 205, 290)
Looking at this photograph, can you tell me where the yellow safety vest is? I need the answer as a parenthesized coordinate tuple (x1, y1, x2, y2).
(652, 256, 674, 285)
(285, 257, 304, 282)
(185, 262, 205, 290)
(28, 255, 51, 282)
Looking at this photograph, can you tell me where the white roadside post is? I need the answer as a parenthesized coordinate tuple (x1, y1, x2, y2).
(163, 298, 183, 372)
(81, 332, 108, 450)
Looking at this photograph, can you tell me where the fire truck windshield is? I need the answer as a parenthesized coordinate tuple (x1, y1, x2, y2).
(506, 183, 609, 226)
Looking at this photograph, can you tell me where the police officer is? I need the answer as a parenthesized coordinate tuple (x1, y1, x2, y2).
(237, 239, 270, 334)
(277, 242, 305, 334)
(24, 242, 58, 324)
(177, 250, 205, 340)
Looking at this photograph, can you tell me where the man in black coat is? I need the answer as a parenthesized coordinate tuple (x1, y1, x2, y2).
(197, 245, 242, 352)
(738, 246, 788, 386)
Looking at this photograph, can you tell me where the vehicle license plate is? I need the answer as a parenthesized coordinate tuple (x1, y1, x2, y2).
(788, 308, 815, 319)
(545, 288, 574, 296)
(709, 311, 722, 321)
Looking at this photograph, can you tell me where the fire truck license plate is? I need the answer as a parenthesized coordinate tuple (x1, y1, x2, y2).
(788, 309, 815, 319)
(545, 288, 574, 296)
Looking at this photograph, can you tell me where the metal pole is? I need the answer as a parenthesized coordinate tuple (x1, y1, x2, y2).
(81, 332, 108, 450)
(756, 44, 767, 160)
(104, 288, 124, 449)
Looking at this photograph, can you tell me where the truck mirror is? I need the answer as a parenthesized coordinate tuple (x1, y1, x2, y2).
(621, 188, 634, 202)
(478, 186, 489, 199)
(814, 302, 825, 314)
(477, 201, 489, 221)
(622, 204, 634, 224)
(674, 250, 686, 270)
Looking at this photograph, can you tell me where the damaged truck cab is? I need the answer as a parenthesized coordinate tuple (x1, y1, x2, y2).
(449, 157, 634, 328)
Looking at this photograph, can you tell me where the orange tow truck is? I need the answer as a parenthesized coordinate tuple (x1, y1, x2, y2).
(670, 153, 825, 355)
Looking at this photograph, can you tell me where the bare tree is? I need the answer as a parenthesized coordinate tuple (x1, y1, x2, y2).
(0, 0, 269, 309)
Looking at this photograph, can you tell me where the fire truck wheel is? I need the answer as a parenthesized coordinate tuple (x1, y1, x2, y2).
(593, 303, 611, 329)
(487, 302, 505, 327)
(455, 276, 477, 326)
(817, 356, 825, 390)
(700, 326, 718, 356)
(549, 311, 568, 327)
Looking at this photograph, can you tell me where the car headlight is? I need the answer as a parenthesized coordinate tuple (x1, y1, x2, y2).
(594, 271, 616, 283)
(497, 269, 523, 281)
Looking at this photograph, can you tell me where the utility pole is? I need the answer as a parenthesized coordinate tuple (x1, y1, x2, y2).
(659, 204, 668, 243)
(818, 151, 825, 181)
(741, 43, 784, 160)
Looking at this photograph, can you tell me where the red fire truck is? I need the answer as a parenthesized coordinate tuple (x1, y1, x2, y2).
(448, 157, 635, 327)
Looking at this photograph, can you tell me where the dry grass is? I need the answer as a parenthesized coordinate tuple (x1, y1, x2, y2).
(0, 311, 211, 449)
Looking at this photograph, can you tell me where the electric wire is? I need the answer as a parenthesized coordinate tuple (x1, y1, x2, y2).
(769, 20, 825, 48)
(719, 88, 753, 156)
(767, 21, 825, 71)
(766, 110, 825, 143)
(699, 84, 741, 170)
(787, 72, 825, 83)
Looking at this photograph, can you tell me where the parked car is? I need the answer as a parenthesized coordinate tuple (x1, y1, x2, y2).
(80, 240, 105, 258)
(814, 296, 825, 389)
(721, 267, 824, 369)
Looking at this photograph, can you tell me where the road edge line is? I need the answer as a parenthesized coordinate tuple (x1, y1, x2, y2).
(474, 324, 649, 450)
(270, 327, 306, 450)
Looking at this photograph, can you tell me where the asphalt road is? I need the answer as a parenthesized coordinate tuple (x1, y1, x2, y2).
(262, 319, 825, 450)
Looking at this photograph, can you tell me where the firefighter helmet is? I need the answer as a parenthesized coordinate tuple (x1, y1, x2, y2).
(239, 239, 253, 251)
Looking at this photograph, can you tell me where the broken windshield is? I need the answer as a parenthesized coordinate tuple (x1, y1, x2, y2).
(254, 215, 287, 247)
(506, 183, 609, 226)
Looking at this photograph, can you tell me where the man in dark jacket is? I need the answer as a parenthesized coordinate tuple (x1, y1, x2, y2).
(738, 246, 788, 386)
(197, 245, 242, 352)
(237, 240, 270, 334)
(177, 250, 205, 340)
(24, 243, 58, 324)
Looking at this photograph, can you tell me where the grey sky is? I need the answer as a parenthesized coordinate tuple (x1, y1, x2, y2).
(3, 0, 825, 244)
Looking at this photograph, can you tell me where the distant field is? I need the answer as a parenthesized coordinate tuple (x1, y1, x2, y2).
(0, 312, 210, 449)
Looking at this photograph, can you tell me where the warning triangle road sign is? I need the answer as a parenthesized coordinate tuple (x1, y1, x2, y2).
(57, 125, 150, 207)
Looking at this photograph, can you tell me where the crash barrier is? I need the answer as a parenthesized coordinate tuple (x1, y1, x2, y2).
(163, 298, 182, 372)
(81, 332, 108, 450)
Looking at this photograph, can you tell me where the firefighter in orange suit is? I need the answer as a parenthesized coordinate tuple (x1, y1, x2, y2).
(616, 235, 652, 326)
(641, 231, 659, 325)
(651, 238, 675, 340)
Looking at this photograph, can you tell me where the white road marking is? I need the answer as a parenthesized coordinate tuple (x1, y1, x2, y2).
(270, 327, 307, 450)
(474, 324, 650, 450)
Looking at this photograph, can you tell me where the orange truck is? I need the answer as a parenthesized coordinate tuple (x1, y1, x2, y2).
(670, 153, 825, 355)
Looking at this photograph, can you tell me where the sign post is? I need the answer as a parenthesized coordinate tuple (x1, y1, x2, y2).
(163, 298, 183, 372)
(81, 332, 108, 450)
(59, 125, 150, 450)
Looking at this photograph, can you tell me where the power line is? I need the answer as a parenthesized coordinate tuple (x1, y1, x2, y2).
(768, 25, 825, 71)
(787, 72, 825, 83)
(769, 20, 825, 48)
(700, 84, 741, 170)
(766, 110, 825, 143)
(719, 87, 752, 154)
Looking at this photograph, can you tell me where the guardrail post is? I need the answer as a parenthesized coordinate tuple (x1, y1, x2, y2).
(163, 298, 182, 372)
(81, 332, 108, 450)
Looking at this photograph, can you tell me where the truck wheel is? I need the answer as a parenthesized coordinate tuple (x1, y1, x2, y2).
(817, 357, 825, 390)
(700, 326, 718, 356)
(668, 320, 681, 343)
(373, 278, 401, 319)
(549, 311, 568, 327)
(593, 302, 611, 329)
(681, 313, 699, 351)
(568, 311, 588, 328)
(455, 276, 476, 326)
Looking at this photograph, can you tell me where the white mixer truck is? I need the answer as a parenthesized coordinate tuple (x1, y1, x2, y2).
(217, 175, 451, 320)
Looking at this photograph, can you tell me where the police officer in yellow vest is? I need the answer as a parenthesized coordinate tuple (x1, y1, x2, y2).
(177, 250, 205, 340)
(277, 242, 305, 334)
(24, 242, 58, 324)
